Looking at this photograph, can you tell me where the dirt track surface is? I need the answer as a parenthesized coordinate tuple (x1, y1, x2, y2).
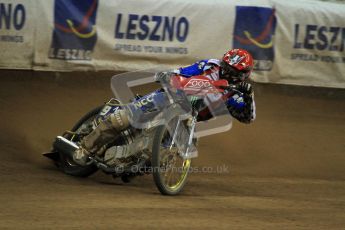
(0, 70, 344, 229)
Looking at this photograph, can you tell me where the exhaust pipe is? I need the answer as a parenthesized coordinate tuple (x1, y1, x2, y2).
(53, 136, 79, 158)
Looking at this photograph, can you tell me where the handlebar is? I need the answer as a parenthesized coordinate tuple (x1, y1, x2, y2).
(218, 85, 244, 96)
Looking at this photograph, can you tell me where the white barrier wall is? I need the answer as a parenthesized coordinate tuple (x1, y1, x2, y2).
(0, 0, 344, 88)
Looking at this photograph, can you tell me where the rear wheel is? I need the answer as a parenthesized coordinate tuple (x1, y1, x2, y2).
(58, 106, 103, 177)
(152, 123, 192, 195)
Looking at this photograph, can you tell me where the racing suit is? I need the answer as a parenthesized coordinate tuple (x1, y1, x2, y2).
(170, 58, 256, 123)
(80, 59, 256, 156)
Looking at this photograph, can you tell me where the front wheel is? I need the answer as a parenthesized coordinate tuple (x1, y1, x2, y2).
(152, 124, 192, 195)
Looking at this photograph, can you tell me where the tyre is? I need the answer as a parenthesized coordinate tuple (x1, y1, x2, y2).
(57, 106, 103, 177)
(152, 122, 192, 195)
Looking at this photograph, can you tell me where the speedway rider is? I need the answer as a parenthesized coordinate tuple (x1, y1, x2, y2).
(73, 48, 256, 165)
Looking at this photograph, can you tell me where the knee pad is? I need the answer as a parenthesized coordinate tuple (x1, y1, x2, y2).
(109, 109, 129, 131)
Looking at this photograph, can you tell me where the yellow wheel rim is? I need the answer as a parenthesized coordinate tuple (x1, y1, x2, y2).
(163, 157, 191, 191)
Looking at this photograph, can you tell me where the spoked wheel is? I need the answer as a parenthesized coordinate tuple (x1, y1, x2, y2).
(57, 106, 102, 177)
(152, 124, 192, 195)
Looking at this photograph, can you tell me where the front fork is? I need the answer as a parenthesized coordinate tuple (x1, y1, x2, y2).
(169, 110, 198, 158)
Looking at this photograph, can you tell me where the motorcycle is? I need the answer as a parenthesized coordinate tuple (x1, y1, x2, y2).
(44, 73, 237, 195)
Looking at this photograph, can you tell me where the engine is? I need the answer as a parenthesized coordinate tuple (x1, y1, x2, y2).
(103, 128, 154, 168)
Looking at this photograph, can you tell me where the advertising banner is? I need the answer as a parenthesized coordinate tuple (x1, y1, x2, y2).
(232, 5, 277, 72)
(1, 0, 345, 88)
(33, 0, 236, 71)
(33, 0, 98, 70)
(49, 0, 99, 61)
(0, 0, 35, 69)
(270, 0, 345, 88)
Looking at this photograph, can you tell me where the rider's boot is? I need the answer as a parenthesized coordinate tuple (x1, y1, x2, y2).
(73, 147, 91, 166)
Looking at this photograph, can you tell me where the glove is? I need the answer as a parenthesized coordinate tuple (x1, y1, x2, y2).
(154, 72, 173, 83)
(227, 94, 246, 110)
(227, 92, 254, 124)
(236, 82, 253, 95)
